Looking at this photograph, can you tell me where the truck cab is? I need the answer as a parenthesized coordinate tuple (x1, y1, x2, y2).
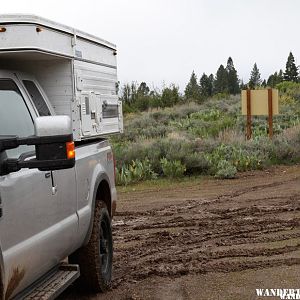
(0, 71, 78, 298)
(0, 15, 120, 299)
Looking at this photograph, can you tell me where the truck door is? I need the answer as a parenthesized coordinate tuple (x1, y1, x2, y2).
(0, 76, 76, 298)
(18, 73, 78, 257)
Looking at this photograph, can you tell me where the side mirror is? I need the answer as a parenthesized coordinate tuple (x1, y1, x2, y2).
(0, 116, 75, 175)
(34, 116, 75, 168)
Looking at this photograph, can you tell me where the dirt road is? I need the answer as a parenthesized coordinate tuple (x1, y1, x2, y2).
(61, 165, 300, 300)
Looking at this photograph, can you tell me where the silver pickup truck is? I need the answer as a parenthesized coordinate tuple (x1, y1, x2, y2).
(0, 72, 117, 299)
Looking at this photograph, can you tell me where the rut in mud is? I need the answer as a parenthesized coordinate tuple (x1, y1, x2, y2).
(112, 168, 300, 288)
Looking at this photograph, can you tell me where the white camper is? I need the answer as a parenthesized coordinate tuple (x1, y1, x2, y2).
(0, 14, 123, 141)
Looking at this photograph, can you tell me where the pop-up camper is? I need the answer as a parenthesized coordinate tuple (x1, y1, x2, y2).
(0, 14, 123, 141)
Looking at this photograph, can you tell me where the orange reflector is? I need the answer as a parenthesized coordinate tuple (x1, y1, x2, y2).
(0, 27, 6, 33)
(66, 142, 75, 159)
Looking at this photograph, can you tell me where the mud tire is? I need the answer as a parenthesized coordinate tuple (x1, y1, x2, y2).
(69, 201, 113, 292)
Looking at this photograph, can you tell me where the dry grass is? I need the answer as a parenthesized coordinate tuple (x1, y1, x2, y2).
(217, 128, 245, 144)
(281, 124, 300, 141)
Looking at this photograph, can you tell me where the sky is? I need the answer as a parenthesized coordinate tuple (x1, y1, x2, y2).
(1, 0, 300, 90)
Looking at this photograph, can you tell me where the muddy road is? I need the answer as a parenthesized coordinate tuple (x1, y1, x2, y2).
(61, 165, 300, 300)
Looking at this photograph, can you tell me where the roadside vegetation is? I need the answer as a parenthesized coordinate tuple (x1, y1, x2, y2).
(112, 52, 300, 185)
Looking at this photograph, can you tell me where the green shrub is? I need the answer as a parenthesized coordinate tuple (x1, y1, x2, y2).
(215, 160, 237, 179)
(112, 138, 197, 174)
(122, 115, 165, 141)
(138, 125, 168, 140)
(169, 102, 202, 119)
(213, 93, 230, 100)
(183, 152, 211, 174)
(112, 93, 300, 185)
(207, 143, 264, 173)
(123, 102, 138, 114)
(190, 109, 221, 121)
(195, 138, 221, 153)
(142, 138, 197, 173)
(113, 142, 149, 168)
(150, 111, 171, 124)
(269, 130, 300, 164)
(116, 159, 157, 186)
(160, 158, 186, 178)
(170, 108, 236, 138)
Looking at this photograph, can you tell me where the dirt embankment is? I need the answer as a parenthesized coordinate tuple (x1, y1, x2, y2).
(61, 165, 300, 300)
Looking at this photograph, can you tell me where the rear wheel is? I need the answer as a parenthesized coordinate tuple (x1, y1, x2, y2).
(69, 200, 113, 292)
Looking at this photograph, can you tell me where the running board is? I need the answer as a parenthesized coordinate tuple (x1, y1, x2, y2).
(22, 264, 80, 300)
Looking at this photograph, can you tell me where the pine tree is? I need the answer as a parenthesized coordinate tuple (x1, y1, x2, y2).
(135, 82, 151, 111)
(226, 57, 239, 94)
(240, 80, 247, 90)
(267, 70, 284, 87)
(130, 82, 138, 104)
(120, 83, 131, 104)
(248, 63, 261, 89)
(184, 71, 201, 100)
(137, 82, 150, 96)
(199, 73, 213, 99)
(278, 69, 284, 82)
(208, 74, 215, 95)
(284, 52, 298, 82)
(161, 84, 180, 108)
(214, 65, 228, 93)
(267, 73, 276, 87)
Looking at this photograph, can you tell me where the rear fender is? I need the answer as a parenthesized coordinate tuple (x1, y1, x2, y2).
(83, 172, 111, 246)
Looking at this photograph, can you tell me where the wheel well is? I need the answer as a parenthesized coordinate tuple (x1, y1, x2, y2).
(96, 180, 111, 217)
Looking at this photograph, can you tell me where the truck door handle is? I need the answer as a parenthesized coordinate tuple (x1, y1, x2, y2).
(50, 171, 57, 196)
(45, 172, 57, 195)
(52, 186, 58, 195)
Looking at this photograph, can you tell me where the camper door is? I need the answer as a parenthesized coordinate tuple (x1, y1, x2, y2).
(80, 92, 98, 136)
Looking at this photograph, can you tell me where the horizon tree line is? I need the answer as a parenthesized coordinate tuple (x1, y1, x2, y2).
(119, 51, 300, 112)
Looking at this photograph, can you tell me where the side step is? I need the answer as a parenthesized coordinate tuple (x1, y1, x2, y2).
(23, 264, 80, 300)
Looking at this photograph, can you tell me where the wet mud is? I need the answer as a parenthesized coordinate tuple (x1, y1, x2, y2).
(61, 165, 300, 299)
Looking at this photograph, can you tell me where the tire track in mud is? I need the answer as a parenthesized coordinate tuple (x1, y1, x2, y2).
(112, 174, 300, 288)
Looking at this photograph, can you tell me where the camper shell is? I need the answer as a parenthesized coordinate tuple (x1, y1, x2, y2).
(0, 14, 123, 141)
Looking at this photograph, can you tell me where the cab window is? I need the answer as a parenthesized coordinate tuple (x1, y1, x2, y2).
(23, 80, 51, 116)
(0, 79, 35, 158)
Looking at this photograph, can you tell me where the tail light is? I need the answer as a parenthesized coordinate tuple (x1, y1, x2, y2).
(66, 141, 75, 159)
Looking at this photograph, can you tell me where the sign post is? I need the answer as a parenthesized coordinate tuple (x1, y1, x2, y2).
(246, 89, 252, 140)
(268, 89, 273, 139)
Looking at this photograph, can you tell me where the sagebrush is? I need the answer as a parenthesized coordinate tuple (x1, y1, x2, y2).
(112, 83, 300, 185)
